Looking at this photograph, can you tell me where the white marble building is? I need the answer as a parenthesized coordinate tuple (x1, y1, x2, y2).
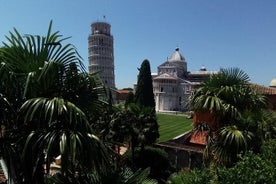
(153, 48, 217, 112)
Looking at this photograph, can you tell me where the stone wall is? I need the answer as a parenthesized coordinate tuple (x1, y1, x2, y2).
(155, 143, 203, 170)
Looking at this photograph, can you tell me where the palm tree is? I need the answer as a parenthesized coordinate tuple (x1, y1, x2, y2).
(190, 68, 266, 127)
(20, 97, 110, 182)
(189, 68, 268, 166)
(109, 103, 159, 162)
(0, 21, 110, 183)
(1, 20, 158, 184)
(204, 125, 253, 166)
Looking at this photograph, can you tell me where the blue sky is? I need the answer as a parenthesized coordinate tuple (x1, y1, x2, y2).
(1, 0, 276, 89)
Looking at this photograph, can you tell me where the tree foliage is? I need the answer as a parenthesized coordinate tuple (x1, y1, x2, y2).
(134, 59, 155, 109)
(189, 68, 269, 166)
(167, 140, 276, 184)
(125, 91, 134, 108)
(189, 68, 267, 124)
(0, 21, 156, 183)
(109, 104, 159, 152)
(124, 146, 174, 183)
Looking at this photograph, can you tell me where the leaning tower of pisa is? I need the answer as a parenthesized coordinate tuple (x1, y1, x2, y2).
(88, 21, 115, 89)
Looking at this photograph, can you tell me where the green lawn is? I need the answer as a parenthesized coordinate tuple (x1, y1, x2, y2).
(157, 113, 193, 142)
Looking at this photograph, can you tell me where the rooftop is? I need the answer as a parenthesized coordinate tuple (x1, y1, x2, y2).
(168, 48, 185, 62)
(251, 83, 276, 95)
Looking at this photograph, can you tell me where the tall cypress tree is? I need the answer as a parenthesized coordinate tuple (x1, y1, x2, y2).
(135, 59, 155, 109)
(134, 60, 159, 151)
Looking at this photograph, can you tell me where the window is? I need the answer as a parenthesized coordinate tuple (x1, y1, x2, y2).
(99, 39, 103, 45)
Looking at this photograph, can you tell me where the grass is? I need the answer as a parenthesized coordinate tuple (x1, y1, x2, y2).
(157, 113, 193, 142)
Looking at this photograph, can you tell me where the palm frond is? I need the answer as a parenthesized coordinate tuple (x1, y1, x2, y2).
(20, 97, 91, 131)
(23, 128, 110, 177)
(1, 21, 85, 101)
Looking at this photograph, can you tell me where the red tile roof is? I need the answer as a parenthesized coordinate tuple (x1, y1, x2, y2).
(189, 131, 207, 145)
(116, 90, 132, 94)
(251, 83, 276, 95)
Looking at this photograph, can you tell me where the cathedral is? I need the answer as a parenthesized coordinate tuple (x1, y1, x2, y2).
(153, 48, 218, 112)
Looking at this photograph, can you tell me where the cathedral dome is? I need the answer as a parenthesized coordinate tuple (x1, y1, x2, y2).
(168, 48, 185, 62)
(269, 78, 276, 88)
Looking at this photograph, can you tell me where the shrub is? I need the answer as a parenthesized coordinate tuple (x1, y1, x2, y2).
(217, 152, 276, 184)
(166, 169, 212, 184)
(166, 140, 276, 184)
(124, 146, 174, 183)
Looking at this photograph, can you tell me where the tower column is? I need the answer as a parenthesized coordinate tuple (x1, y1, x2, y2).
(88, 21, 115, 89)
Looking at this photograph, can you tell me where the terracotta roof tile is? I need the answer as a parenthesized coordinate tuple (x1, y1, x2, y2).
(189, 131, 207, 145)
(251, 84, 276, 95)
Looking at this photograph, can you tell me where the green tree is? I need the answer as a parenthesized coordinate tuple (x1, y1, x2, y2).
(217, 150, 276, 183)
(20, 98, 110, 181)
(189, 68, 268, 166)
(127, 104, 159, 150)
(124, 146, 173, 183)
(109, 104, 159, 161)
(190, 68, 266, 125)
(134, 60, 155, 109)
(166, 140, 276, 184)
(204, 125, 253, 166)
(0, 21, 110, 183)
(0, 21, 158, 184)
(125, 91, 134, 108)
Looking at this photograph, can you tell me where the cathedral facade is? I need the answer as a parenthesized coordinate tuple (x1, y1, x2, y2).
(153, 48, 217, 112)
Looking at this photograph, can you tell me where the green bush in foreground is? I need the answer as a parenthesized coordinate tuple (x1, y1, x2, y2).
(217, 153, 276, 184)
(217, 140, 276, 184)
(167, 169, 212, 184)
(167, 140, 276, 184)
